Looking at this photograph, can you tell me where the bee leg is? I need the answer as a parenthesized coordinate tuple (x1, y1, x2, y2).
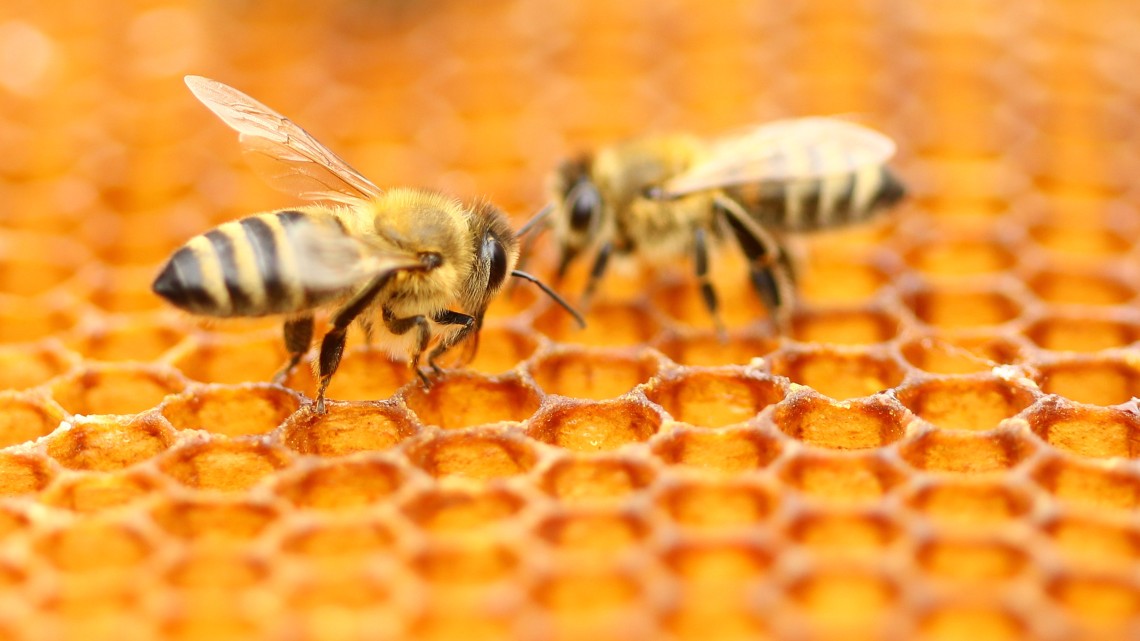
(272, 315, 314, 385)
(580, 241, 613, 309)
(425, 310, 477, 374)
(693, 228, 727, 340)
(714, 195, 795, 332)
(315, 274, 396, 413)
(382, 308, 434, 388)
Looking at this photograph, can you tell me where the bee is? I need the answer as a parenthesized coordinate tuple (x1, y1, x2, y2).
(523, 118, 905, 332)
(153, 76, 583, 412)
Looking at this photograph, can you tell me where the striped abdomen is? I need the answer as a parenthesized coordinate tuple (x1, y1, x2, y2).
(724, 165, 905, 233)
(152, 210, 347, 318)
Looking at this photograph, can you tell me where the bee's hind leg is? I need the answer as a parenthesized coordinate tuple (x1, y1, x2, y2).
(580, 241, 613, 309)
(426, 309, 477, 375)
(693, 227, 727, 340)
(714, 195, 796, 333)
(272, 315, 314, 385)
(383, 308, 435, 388)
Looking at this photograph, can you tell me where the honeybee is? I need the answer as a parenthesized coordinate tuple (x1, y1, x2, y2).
(525, 118, 905, 332)
(153, 76, 583, 412)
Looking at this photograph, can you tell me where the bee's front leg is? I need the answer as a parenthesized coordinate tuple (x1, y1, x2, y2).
(426, 310, 477, 374)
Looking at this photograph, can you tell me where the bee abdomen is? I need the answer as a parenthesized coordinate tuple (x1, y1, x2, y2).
(730, 165, 905, 232)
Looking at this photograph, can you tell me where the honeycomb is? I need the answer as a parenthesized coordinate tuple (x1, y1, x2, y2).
(2, 0, 1140, 639)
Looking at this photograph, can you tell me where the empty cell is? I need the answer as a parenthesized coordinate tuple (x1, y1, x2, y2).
(1029, 222, 1131, 260)
(779, 451, 906, 504)
(1037, 359, 1140, 406)
(285, 345, 411, 403)
(538, 456, 655, 504)
(644, 370, 784, 427)
(0, 342, 77, 391)
(770, 348, 904, 401)
(35, 520, 152, 573)
(83, 264, 170, 314)
(165, 550, 268, 589)
(651, 272, 772, 332)
(662, 538, 773, 584)
(49, 364, 186, 416)
(274, 459, 403, 510)
(45, 413, 174, 471)
(161, 385, 300, 437)
(403, 373, 540, 429)
(157, 441, 292, 492)
(68, 315, 185, 363)
(0, 232, 87, 297)
(904, 236, 1017, 277)
(1025, 315, 1140, 352)
(150, 498, 279, 542)
(282, 402, 418, 456)
(900, 429, 1036, 473)
(528, 399, 661, 452)
(169, 332, 288, 386)
(899, 335, 1023, 375)
(39, 471, 162, 513)
(905, 480, 1034, 526)
(657, 480, 776, 530)
(532, 568, 642, 613)
(797, 255, 892, 304)
(280, 519, 396, 559)
(407, 608, 516, 641)
(461, 324, 539, 375)
(0, 451, 54, 496)
(0, 294, 77, 343)
(787, 568, 899, 634)
(528, 349, 658, 400)
(897, 377, 1036, 432)
(535, 510, 650, 553)
(407, 430, 538, 480)
(1028, 269, 1134, 306)
(1047, 575, 1140, 627)
(412, 541, 518, 585)
(653, 331, 778, 367)
(915, 538, 1029, 582)
(481, 282, 538, 322)
(534, 300, 660, 347)
(661, 594, 770, 641)
(652, 426, 782, 474)
(775, 395, 907, 450)
(1028, 402, 1140, 458)
(790, 309, 901, 346)
(906, 286, 1024, 329)
(0, 393, 65, 447)
(402, 488, 525, 534)
(786, 510, 900, 558)
(916, 604, 1029, 641)
(1041, 515, 1140, 568)
(1032, 457, 1140, 512)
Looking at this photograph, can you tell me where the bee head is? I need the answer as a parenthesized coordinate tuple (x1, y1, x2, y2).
(554, 155, 603, 278)
(463, 202, 519, 316)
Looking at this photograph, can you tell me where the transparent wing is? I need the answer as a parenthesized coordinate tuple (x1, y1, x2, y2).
(663, 117, 897, 197)
(287, 220, 423, 293)
(185, 75, 383, 205)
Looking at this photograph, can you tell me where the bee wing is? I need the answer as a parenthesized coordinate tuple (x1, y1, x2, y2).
(289, 222, 423, 293)
(185, 75, 383, 205)
(662, 117, 897, 197)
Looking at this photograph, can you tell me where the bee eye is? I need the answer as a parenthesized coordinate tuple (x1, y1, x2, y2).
(484, 234, 509, 291)
(568, 183, 601, 233)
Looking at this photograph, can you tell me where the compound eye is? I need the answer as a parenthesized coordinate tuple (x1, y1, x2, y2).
(484, 234, 509, 291)
(568, 182, 601, 233)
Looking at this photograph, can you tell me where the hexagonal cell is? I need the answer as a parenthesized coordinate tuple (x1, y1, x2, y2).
(644, 370, 784, 428)
(789, 309, 901, 346)
(0, 342, 77, 391)
(897, 377, 1036, 432)
(528, 348, 659, 400)
(150, 497, 279, 542)
(652, 425, 782, 474)
(0, 294, 77, 343)
(49, 363, 187, 416)
(534, 509, 650, 554)
(661, 594, 770, 641)
(786, 567, 899, 636)
(157, 440, 292, 492)
(0, 392, 65, 447)
(651, 274, 768, 332)
(402, 488, 525, 535)
(1027, 400, 1140, 458)
(161, 384, 300, 438)
(403, 373, 540, 429)
(274, 458, 403, 510)
(412, 540, 518, 586)
(1025, 314, 1140, 353)
(82, 264, 170, 314)
(775, 394, 908, 450)
(656, 480, 776, 530)
(34, 520, 152, 573)
(407, 607, 517, 641)
(0, 232, 86, 297)
(769, 348, 905, 401)
(1027, 268, 1134, 306)
(915, 537, 1029, 582)
(779, 451, 907, 504)
(661, 537, 773, 585)
(67, 315, 186, 363)
(538, 456, 655, 505)
(1040, 515, 1140, 569)
(164, 549, 268, 589)
(1036, 358, 1140, 406)
(167, 331, 287, 386)
(1032, 456, 1140, 512)
(534, 300, 660, 347)
(1029, 221, 1131, 260)
(904, 235, 1017, 278)
(786, 510, 900, 559)
(899, 429, 1036, 473)
(915, 604, 1029, 641)
(797, 254, 892, 304)
(407, 430, 538, 481)
(652, 330, 778, 367)
(1047, 574, 1140, 627)
(281, 401, 419, 456)
(45, 413, 174, 471)
(284, 345, 410, 403)
(531, 567, 643, 614)
(899, 335, 1023, 375)
(39, 471, 163, 513)
(905, 285, 1024, 329)
(0, 451, 55, 496)
(528, 399, 662, 452)
(461, 324, 540, 375)
(280, 519, 397, 559)
(905, 479, 1034, 527)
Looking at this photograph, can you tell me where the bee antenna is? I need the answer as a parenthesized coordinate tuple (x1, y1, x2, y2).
(510, 270, 586, 329)
(515, 203, 553, 239)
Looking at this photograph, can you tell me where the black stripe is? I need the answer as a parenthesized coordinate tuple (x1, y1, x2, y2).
(832, 172, 856, 222)
(800, 179, 822, 230)
(241, 217, 288, 313)
(205, 229, 254, 315)
(276, 210, 307, 226)
(164, 246, 216, 312)
(276, 210, 315, 308)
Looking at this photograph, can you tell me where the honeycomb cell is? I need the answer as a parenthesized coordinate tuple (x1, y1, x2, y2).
(786, 567, 899, 636)
(1032, 456, 1140, 512)
(915, 537, 1030, 582)
(906, 479, 1035, 527)
(775, 394, 908, 450)
(281, 401, 419, 456)
(280, 518, 397, 559)
(779, 451, 907, 504)
(35, 520, 152, 573)
(39, 471, 163, 513)
(644, 369, 784, 428)
(901, 428, 1037, 473)
(413, 539, 518, 592)
(534, 300, 660, 347)
(82, 264, 169, 314)
(531, 567, 642, 613)
(151, 498, 279, 543)
(0, 392, 65, 447)
(1029, 221, 1131, 260)
(403, 373, 540, 429)
(44, 413, 174, 471)
(462, 324, 540, 375)
(797, 253, 893, 303)
(769, 348, 904, 401)
(1036, 358, 1140, 406)
(1047, 574, 1140, 628)
(528, 399, 662, 452)
(789, 309, 901, 346)
(274, 458, 403, 510)
(660, 596, 770, 641)
(1027, 400, 1140, 458)
(285, 345, 411, 403)
(67, 314, 186, 363)
(535, 509, 650, 554)
(403, 487, 525, 535)
(168, 331, 287, 386)
(1041, 515, 1140, 569)
(915, 604, 1030, 641)
(652, 425, 782, 474)
(662, 537, 773, 584)
(904, 235, 1018, 277)
(656, 479, 776, 530)
(897, 377, 1036, 432)
(407, 430, 538, 480)
(49, 363, 187, 416)
(652, 330, 778, 367)
(161, 384, 300, 438)
(786, 510, 900, 559)
(1027, 268, 1134, 306)
(0, 294, 77, 343)
(157, 440, 292, 492)
(0, 341, 77, 391)
(905, 284, 1024, 329)
(1025, 313, 1140, 352)
(899, 335, 1023, 375)
(528, 348, 659, 400)
(0, 451, 55, 496)
(538, 456, 655, 505)
(165, 549, 268, 589)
